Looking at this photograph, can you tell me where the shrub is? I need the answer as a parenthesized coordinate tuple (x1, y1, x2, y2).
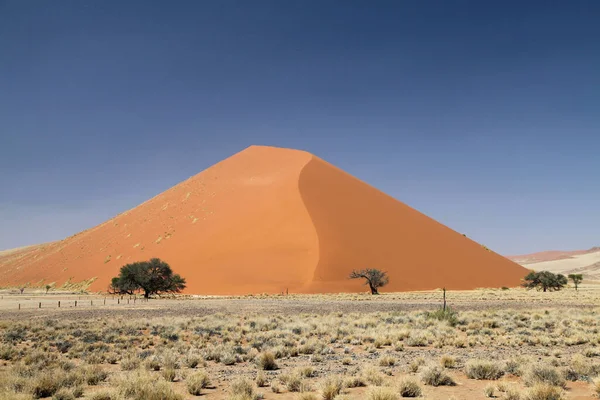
(398, 378, 422, 397)
(52, 389, 75, 400)
(440, 355, 456, 368)
(363, 367, 385, 386)
(255, 371, 267, 387)
(425, 308, 459, 327)
(118, 372, 182, 400)
(257, 352, 278, 370)
(379, 356, 396, 367)
(187, 370, 211, 395)
(229, 378, 256, 397)
(484, 384, 495, 398)
(367, 387, 399, 400)
(84, 365, 108, 385)
(524, 384, 564, 400)
(29, 371, 62, 398)
(420, 366, 455, 387)
(89, 391, 118, 400)
(524, 366, 566, 388)
(320, 376, 343, 400)
(592, 378, 600, 397)
(465, 360, 504, 380)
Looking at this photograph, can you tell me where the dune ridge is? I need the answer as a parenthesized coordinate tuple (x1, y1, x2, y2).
(0, 145, 527, 294)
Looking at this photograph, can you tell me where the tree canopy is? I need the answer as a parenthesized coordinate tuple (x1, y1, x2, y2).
(568, 274, 583, 291)
(522, 271, 567, 292)
(349, 268, 389, 294)
(110, 258, 186, 298)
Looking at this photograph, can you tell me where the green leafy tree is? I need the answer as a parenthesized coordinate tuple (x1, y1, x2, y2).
(110, 258, 186, 298)
(349, 268, 389, 294)
(522, 271, 567, 292)
(568, 274, 583, 291)
(45, 284, 51, 294)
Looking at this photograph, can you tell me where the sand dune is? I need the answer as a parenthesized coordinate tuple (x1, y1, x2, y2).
(509, 248, 600, 279)
(0, 146, 527, 294)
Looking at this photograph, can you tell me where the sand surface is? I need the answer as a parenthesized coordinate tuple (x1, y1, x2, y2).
(509, 248, 600, 279)
(0, 146, 527, 294)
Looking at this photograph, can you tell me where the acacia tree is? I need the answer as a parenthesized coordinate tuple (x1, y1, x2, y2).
(110, 258, 186, 298)
(522, 271, 567, 292)
(349, 268, 389, 294)
(568, 274, 583, 291)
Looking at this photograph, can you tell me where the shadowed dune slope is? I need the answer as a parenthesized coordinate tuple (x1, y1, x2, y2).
(0, 146, 527, 294)
(298, 157, 527, 292)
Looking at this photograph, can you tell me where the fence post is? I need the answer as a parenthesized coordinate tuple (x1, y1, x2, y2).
(118, 298, 120, 304)
(75, 300, 77, 307)
(58, 301, 60, 308)
(18, 303, 20, 310)
(91, 300, 93, 306)
(104, 298, 106, 305)
(127, 298, 130, 304)
(39, 302, 41, 309)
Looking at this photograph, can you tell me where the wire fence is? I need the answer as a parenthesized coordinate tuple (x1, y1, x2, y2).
(0, 295, 150, 311)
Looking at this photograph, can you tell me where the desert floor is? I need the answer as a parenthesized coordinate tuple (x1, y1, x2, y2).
(1, 286, 599, 399)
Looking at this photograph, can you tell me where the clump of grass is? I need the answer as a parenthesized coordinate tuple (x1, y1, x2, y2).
(363, 366, 385, 386)
(379, 356, 396, 367)
(84, 365, 108, 385)
(484, 384, 495, 398)
(118, 372, 182, 400)
(408, 358, 425, 373)
(52, 388, 75, 400)
(398, 377, 422, 397)
(524, 366, 566, 388)
(162, 367, 177, 382)
(29, 370, 63, 398)
(465, 360, 504, 380)
(229, 377, 258, 399)
(187, 370, 211, 395)
(523, 384, 563, 400)
(257, 352, 277, 370)
(440, 355, 456, 368)
(120, 357, 140, 371)
(298, 394, 318, 400)
(425, 308, 459, 327)
(89, 391, 119, 400)
(367, 387, 399, 400)
(420, 365, 455, 387)
(592, 378, 600, 397)
(320, 376, 343, 400)
(255, 371, 267, 387)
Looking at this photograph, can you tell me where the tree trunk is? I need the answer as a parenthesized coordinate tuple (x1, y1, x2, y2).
(369, 284, 378, 295)
(144, 290, 150, 299)
(543, 287, 547, 292)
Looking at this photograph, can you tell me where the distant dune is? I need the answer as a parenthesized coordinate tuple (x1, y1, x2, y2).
(509, 247, 600, 279)
(0, 146, 527, 294)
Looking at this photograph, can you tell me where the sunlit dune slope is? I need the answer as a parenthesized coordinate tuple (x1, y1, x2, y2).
(0, 146, 527, 294)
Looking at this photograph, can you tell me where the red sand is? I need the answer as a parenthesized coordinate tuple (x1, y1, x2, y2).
(0, 146, 527, 294)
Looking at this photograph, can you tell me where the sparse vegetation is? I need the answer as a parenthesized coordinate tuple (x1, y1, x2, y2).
(568, 274, 583, 291)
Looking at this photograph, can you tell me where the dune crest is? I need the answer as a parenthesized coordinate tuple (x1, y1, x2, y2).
(0, 146, 527, 294)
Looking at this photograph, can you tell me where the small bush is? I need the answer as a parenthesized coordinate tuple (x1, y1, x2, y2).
(524, 366, 566, 388)
(29, 371, 62, 398)
(187, 371, 211, 395)
(484, 384, 495, 398)
(367, 387, 399, 400)
(440, 355, 456, 369)
(379, 356, 396, 367)
(52, 388, 75, 400)
(89, 391, 118, 400)
(229, 378, 256, 397)
(465, 360, 504, 380)
(398, 377, 422, 397)
(425, 308, 459, 327)
(257, 352, 278, 370)
(420, 365, 455, 387)
(524, 384, 563, 400)
(255, 371, 267, 387)
(320, 377, 343, 400)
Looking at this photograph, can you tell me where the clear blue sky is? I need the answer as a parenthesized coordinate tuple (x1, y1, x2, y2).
(1, 1, 599, 255)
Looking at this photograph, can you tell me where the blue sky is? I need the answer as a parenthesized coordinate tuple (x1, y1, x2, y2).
(1, 1, 599, 254)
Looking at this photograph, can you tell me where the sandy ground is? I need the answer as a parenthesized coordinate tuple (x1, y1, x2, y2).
(1, 288, 599, 399)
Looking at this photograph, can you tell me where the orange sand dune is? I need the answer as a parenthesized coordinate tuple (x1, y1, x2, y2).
(0, 146, 527, 294)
